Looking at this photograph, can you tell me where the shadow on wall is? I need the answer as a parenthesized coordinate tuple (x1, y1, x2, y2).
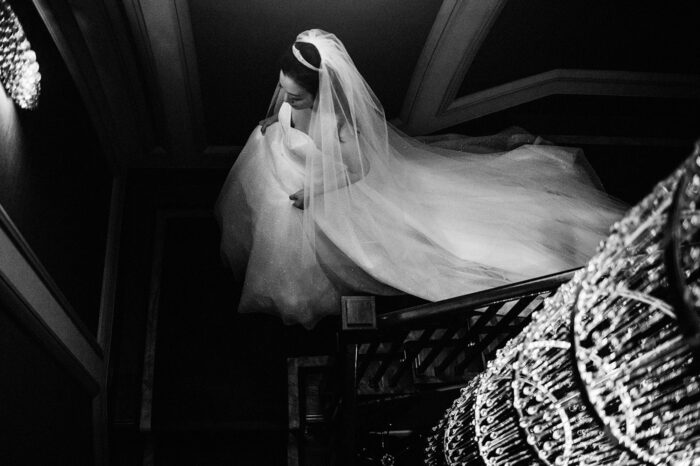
(0, 85, 26, 194)
(0, 85, 110, 331)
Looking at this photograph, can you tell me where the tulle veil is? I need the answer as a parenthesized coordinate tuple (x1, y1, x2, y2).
(252, 28, 624, 301)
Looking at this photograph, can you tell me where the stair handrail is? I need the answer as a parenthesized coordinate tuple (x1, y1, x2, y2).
(336, 267, 580, 465)
(376, 268, 579, 329)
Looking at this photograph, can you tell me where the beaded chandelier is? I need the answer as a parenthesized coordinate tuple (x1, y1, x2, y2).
(0, 0, 40, 109)
(427, 143, 700, 465)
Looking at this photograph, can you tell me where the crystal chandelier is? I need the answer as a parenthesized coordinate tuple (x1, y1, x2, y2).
(571, 153, 700, 464)
(428, 143, 700, 465)
(0, 0, 41, 109)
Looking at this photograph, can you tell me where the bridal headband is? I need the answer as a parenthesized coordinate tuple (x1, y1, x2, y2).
(292, 43, 321, 72)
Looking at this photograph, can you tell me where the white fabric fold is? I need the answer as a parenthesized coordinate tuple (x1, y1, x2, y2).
(215, 29, 626, 328)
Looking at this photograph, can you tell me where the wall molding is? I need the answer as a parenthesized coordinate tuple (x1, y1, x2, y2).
(31, 0, 151, 170)
(139, 209, 213, 434)
(442, 69, 700, 134)
(0, 204, 101, 355)
(93, 175, 126, 466)
(121, 0, 206, 161)
(400, 0, 700, 135)
(400, 0, 508, 134)
(98, 175, 126, 354)
(0, 215, 103, 393)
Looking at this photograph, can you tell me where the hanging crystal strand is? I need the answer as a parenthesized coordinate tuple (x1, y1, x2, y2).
(424, 375, 485, 466)
(426, 410, 451, 466)
(0, 0, 41, 108)
(474, 339, 543, 466)
(667, 145, 700, 333)
(513, 278, 635, 466)
(443, 376, 486, 466)
(573, 146, 700, 465)
(427, 145, 700, 466)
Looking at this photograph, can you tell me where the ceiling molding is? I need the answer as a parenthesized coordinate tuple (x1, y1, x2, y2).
(173, 0, 206, 151)
(121, 0, 206, 161)
(400, 0, 700, 135)
(400, 0, 508, 134)
(439, 69, 700, 135)
(31, 0, 121, 170)
(31, 0, 152, 170)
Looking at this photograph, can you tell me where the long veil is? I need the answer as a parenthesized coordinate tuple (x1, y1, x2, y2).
(271, 29, 624, 300)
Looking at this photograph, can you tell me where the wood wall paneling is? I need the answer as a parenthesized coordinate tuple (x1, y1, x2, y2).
(0, 305, 95, 466)
(2, 1, 112, 334)
(400, 0, 700, 135)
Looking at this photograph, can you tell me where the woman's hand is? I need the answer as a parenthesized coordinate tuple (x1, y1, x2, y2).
(259, 114, 278, 134)
(289, 189, 306, 210)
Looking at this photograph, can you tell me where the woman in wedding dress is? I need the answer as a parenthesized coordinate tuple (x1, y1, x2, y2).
(215, 29, 625, 328)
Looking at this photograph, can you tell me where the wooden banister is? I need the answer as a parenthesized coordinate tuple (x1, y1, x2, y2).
(335, 267, 579, 465)
(376, 268, 577, 328)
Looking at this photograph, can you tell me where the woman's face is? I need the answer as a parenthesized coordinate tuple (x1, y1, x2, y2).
(279, 71, 314, 110)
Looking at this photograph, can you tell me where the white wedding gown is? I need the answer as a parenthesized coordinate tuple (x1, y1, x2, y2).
(215, 102, 624, 328)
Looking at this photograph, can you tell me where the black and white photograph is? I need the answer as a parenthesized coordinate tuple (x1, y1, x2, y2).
(1, 1, 699, 465)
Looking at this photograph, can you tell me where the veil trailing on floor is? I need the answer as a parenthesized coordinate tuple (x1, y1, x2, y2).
(214, 29, 626, 327)
(261, 29, 623, 299)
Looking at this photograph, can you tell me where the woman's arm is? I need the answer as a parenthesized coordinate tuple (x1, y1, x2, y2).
(339, 124, 368, 182)
(290, 125, 369, 209)
(259, 114, 279, 134)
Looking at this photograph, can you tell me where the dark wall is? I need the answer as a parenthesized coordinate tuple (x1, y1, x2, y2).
(188, 0, 443, 145)
(459, 0, 700, 96)
(0, 304, 94, 466)
(446, 0, 700, 202)
(0, 2, 112, 333)
(442, 0, 700, 206)
(445, 94, 700, 141)
(442, 94, 698, 205)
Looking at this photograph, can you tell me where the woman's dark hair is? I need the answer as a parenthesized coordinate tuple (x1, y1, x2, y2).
(280, 41, 321, 96)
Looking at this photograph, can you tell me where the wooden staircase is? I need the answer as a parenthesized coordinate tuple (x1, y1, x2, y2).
(330, 269, 577, 465)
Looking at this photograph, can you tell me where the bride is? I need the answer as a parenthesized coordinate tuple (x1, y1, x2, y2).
(215, 29, 625, 328)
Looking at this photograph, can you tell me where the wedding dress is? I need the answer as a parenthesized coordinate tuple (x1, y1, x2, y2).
(215, 30, 625, 328)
